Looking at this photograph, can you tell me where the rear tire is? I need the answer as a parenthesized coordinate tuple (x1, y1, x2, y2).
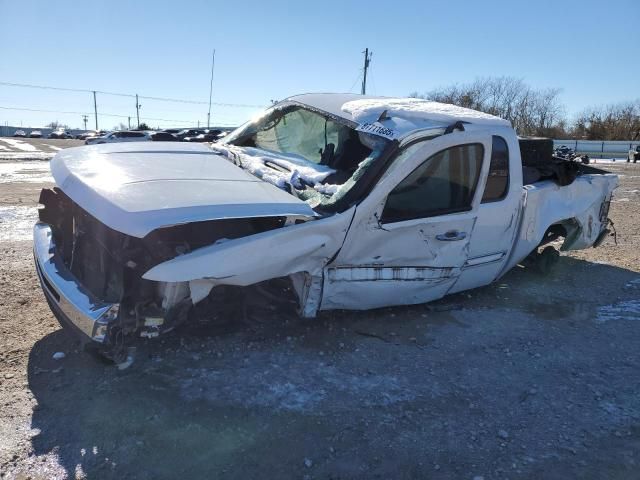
(537, 246, 560, 275)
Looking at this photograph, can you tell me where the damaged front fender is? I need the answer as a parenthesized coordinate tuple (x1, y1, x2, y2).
(142, 209, 355, 314)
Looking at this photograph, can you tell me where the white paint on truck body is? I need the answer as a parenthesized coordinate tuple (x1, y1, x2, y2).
(499, 173, 618, 276)
(320, 130, 491, 310)
(43, 94, 619, 318)
(50, 142, 316, 238)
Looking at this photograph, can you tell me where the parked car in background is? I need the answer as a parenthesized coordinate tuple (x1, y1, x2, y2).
(161, 128, 182, 135)
(85, 131, 151, 145)
(49, 129, 73, 139)
(13, 130, 26, 137)
(76, 131, 97, 140)
(150, 132, 179, 142)
(176, 129, 206, 140)
(628, 146, 640, 163)
(183, 129, 223, 142)
(29, 130, 42, 138)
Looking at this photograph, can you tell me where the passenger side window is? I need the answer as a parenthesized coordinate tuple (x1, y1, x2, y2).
(381, 143, 484, 223)
(481, 136, 509, 202)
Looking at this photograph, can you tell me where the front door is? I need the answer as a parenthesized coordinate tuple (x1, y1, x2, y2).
(321, 132, 491, 311)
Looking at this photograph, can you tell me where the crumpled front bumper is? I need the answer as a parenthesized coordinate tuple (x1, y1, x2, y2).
(33, 222, 119, 343)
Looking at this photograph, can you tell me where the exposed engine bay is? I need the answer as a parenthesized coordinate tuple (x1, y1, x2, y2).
(38, 187, 294, 361)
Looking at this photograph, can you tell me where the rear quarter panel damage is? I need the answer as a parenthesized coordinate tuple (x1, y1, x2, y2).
(500, 174, 618, 276)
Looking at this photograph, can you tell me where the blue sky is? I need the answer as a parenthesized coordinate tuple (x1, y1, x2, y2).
(1, 0, 638, 129)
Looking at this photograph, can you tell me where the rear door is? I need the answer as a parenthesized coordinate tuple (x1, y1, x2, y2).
(321, 132, 491, 311)
(450, 133, 522, 292)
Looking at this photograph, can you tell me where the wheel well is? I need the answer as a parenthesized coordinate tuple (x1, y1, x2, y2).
(539, 218, 581, 249)
(539, 223, 567, 247)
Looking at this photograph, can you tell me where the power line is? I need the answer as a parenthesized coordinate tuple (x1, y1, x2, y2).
(369, 67, 378, 95)
(348, 72, 363, 93)
(207, 49, 216, 128)
(0, 105, 237, 126)
(0, 81, 265, 108)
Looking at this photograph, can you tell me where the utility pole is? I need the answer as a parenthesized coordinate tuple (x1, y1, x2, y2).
(82, 115, 88, 131)
(135, 94, 141, 129)
(128, 117, 131, 129)
(361, 48, 372, 95)
(207, 49, 216, 129)
(93, 91, 98, 130)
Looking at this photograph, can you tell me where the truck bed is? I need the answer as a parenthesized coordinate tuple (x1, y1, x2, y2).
(501, 173, 618, 275)
(519, 136, 611, 187)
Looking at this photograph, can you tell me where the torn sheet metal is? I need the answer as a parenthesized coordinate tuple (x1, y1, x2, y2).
(499, 173, 619, 277)
(143, 209, 355, 316)
(322, 267, 458, 310)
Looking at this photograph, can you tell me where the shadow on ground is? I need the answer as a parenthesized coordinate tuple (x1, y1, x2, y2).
(23, 257, 640, 479)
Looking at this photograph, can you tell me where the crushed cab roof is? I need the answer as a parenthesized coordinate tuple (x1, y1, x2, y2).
(285, 93, 511, 140)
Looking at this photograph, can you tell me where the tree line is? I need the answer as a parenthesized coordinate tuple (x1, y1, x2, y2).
(410, 77, 640, 141)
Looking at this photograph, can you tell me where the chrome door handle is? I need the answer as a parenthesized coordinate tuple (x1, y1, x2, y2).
(435, 230, 467, 241)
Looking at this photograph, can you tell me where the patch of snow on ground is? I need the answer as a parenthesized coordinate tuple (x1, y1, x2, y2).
(0, 151, 53, 160)
(625, 278, 640, 288)
(0, 206, 38, 241)
(0, 161, 53, 183)
(0, 138, 38, 152)
(596, 300, 640, 323)
(180, 352, 414, 412)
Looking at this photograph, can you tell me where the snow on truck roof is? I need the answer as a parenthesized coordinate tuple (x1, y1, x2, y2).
(285, 93, 511, 140)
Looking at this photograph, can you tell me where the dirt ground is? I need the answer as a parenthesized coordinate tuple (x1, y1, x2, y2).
(1, 148, 639, 479)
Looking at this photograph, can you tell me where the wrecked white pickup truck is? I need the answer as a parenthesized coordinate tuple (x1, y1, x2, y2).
(34, 93, 618, 361)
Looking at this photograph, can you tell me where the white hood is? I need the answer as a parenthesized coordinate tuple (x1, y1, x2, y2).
(50, 142, 316, 238)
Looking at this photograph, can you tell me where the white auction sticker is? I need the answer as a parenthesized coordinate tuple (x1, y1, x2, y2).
(356, 122, 398, 140)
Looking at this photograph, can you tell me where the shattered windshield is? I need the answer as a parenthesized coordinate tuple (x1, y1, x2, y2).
(219, 103, 391, 211)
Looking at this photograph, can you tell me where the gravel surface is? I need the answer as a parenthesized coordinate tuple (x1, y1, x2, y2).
(0, 151, 639, 479)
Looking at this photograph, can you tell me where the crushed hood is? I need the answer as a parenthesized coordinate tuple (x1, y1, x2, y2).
(50, 142, 316, 238)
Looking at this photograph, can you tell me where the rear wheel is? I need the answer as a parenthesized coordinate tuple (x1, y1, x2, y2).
(536, 246, 560, 275)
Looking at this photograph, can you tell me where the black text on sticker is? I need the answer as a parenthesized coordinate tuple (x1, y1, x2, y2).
(357, 122, 396, 139)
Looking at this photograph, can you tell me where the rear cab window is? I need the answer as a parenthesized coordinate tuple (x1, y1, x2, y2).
(481, 136, 509, 202)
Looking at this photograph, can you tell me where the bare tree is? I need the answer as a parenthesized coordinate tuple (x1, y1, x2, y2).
(572, 101, 640, 140)
(415, 77, 565, 137)
(46, 121, 70, 130)
(416, 78, 639, 140)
